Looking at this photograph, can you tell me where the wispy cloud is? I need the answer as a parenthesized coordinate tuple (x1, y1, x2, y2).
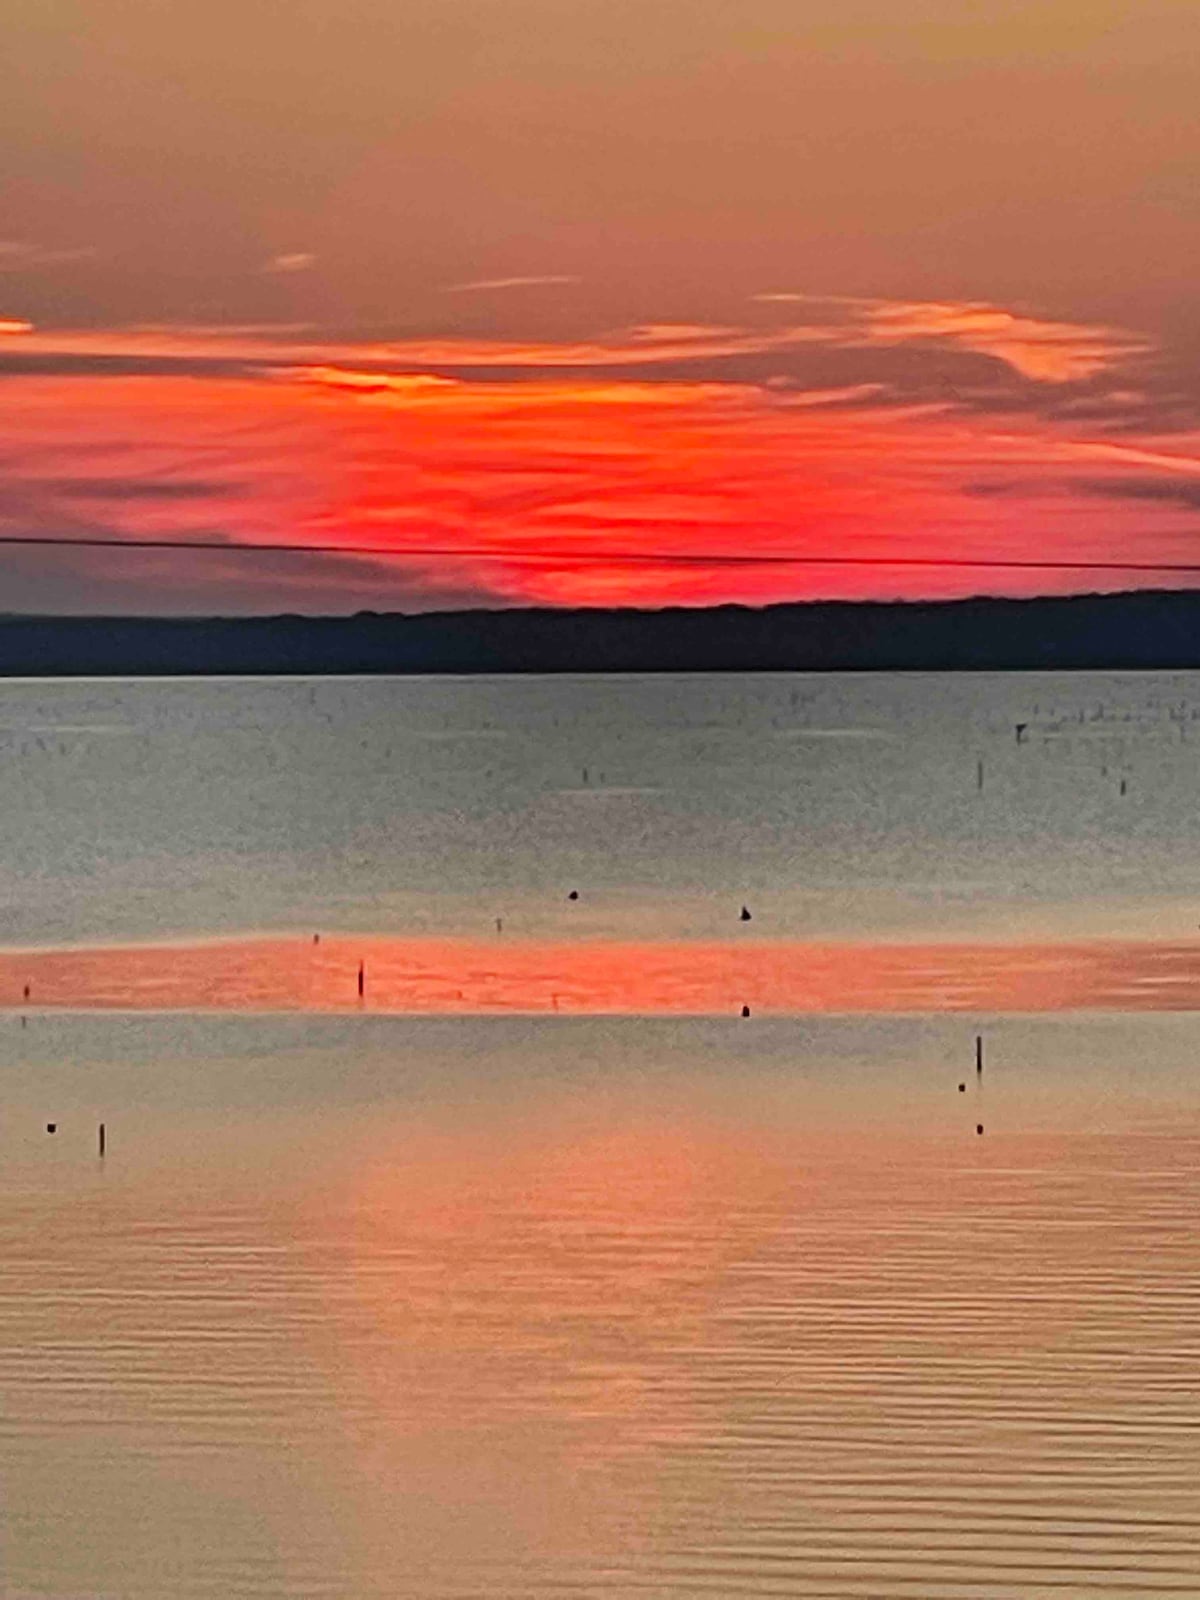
(0, 300, 1151, 394)
(47, 476, 237, 503)
(441, 275, 580, 294)
(0, 241, 98, 272)
(289, 366, 458, 397)
(858, 300, 1150, 383)
(1074, 475, 1200, 510)
(262, 253, 317, 275)
(751, 293, 1149, 383)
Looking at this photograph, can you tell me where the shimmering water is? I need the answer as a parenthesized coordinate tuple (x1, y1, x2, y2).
(4, 1014, 1200, 1598)
(3, 674, 1200, 1597)
(1, 670, 1200, 947)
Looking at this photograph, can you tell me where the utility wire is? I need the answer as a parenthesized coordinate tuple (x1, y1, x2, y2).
(1, 534, 1200, 573)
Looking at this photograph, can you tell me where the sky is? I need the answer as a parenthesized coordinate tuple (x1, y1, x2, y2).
(3, 0, 1200, 614)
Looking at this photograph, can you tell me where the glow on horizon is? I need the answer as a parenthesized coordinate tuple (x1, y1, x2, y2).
(0, 304, 1198, 612)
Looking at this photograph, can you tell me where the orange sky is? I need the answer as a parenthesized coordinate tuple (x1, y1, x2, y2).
(4, 1, 1200, 612)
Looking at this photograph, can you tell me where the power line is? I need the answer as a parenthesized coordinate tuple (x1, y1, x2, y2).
(0, 533, 1199, 574)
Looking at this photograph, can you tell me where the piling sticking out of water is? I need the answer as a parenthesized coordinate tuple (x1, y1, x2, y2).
(976, 1124, 984, 1135)
(976, 1035, 984, 1074)
(357, 961, 365, 1000)
(741, 1005, 751, 1018)
(98, 1123, 106, 1157)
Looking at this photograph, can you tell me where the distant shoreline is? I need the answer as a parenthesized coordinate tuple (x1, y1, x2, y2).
(4, 590, 1200, 674)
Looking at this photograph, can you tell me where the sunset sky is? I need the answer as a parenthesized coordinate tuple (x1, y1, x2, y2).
(4, 0, 1200, 613)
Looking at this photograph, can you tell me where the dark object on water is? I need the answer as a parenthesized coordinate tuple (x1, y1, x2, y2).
(740, 906, 752, 922)
(313, 933, 320, 945)
(23, 983, 30, 1000)
(1120, 778, 1127, 795)
(976, 1124, 984, 1135)
(1015, 723, 1027, 743)
(357, 961, 365, 999)
(568, 890, 579, 901)
(976, 759, 984, 790)
(98, 1122, 106, 1157)
(959, 1083, 966, 1092)
(975, 1035, 983, 1074)
(741, 1005, 751, 1018)
(46, 1123, 56, 1134)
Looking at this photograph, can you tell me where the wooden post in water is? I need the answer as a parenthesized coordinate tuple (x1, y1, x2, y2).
(357, 961, 365, 1000)
(976, 1035, 983, 1075)
(98, 1122, 106, 1158)
(976, 759, 984, 791)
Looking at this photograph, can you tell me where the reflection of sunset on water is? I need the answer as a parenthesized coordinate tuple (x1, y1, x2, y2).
(5, 934, 1200, 1013)
(6, 996, 1200, 1594)
(300, 1088, 1200, 1584)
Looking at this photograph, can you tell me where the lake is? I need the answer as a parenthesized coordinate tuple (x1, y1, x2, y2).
(2, 672, 1200, 1597)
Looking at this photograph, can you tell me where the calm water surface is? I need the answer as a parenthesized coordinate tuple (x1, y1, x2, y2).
(2, 674, 1200, 1597)
(0, 670, 1199, 946)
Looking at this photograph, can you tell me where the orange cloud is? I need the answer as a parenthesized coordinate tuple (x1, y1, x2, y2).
(3, 298, 1149, 386)
(859, 299, 1150, 383)
(290, 365, 458, 396)
(262, 252, 316, 274)
(441, 274, 580, 292)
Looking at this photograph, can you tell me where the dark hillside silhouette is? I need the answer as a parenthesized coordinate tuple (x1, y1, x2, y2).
(3, 590, 1200, 675)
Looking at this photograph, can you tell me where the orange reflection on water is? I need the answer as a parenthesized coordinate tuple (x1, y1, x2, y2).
(4, 934, 1200, 1012)
(306, 1108, 817, 1563)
